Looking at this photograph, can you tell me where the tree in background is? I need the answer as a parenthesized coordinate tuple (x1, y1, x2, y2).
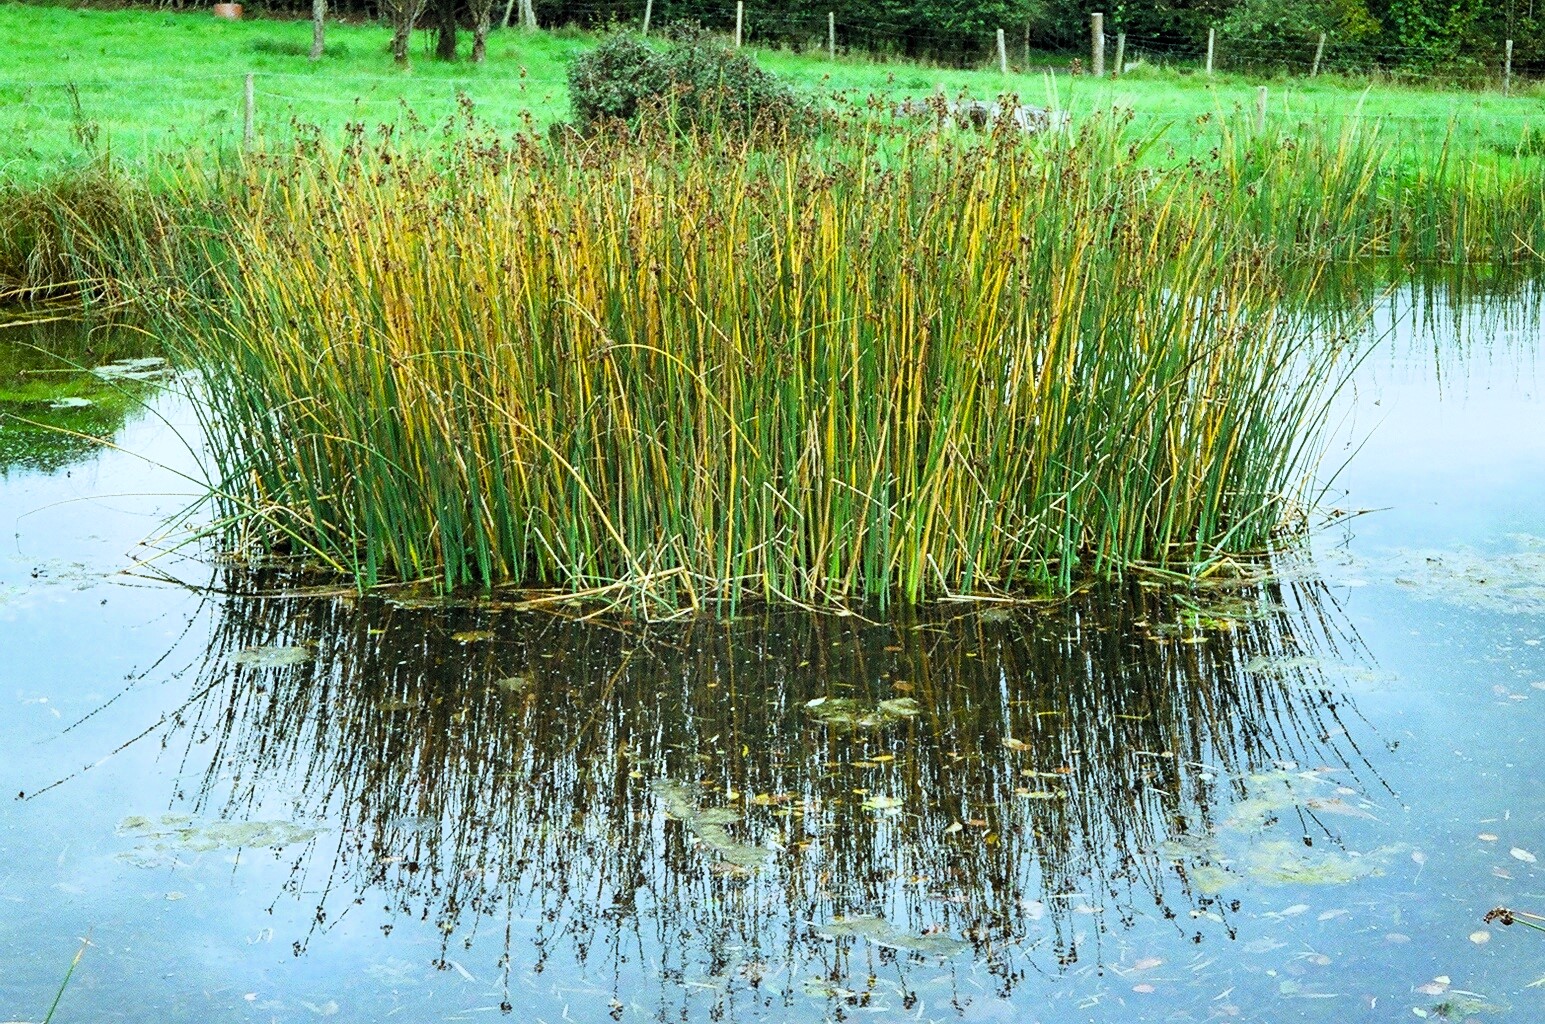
(1370, 0, 1488, 68)
(504, 0, 537, 31)
(218, 0, 1543, 74)
(1221, 0, 1379, 44)
(380, 0, 429, 65)
(309, 0, 325, 59)
(471, 0, 498, 60)
(435, 0, 458, 59)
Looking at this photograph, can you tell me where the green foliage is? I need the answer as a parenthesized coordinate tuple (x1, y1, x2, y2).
(1376, 0, 1489, 70)
(566, 32, 659, 123)
(1221, 0, 1380, 43)
(567, 26, 811, 135)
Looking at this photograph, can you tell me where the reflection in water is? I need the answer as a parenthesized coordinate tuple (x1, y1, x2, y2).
(1376, 274, 1543, 380)
(0, 318, 161, 473)
(70, 565, 1389, 1018)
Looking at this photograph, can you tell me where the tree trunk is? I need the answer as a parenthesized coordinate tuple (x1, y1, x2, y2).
(471, 0, 492, 62)
(519, 0, 536, 31)
(500, 0, 515, 30)
(434, 0, 457, 61)
(383, 0, 426, 68)
(391, 18, 412, 66)
(309, 0, 325, 60)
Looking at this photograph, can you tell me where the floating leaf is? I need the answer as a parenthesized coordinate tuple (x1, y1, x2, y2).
(451, 630, 495, 643)
(493, 675, 534, 694)
(1469, 930, 1491, 944)
(1510, 847, 1537, 863)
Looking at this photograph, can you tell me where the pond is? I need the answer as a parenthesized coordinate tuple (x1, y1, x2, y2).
(1, 286, 1543, 1023)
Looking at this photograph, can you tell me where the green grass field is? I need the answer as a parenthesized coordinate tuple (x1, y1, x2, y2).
(4, 2, 1545, 179)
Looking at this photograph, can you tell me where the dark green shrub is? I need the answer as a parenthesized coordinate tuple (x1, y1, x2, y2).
(567, 26, 811, 137)
(567, 33, 662, 125)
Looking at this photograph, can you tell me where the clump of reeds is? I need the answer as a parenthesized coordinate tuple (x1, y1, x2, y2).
(169, 114, 1362, 608)
(1204, 111, 1545, 266)
(0, 162, 181, 308)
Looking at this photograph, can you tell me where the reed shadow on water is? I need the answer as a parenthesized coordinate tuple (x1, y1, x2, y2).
(39, 556, 1393, 1018)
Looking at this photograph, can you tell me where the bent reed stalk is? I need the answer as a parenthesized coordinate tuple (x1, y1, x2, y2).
(173, 117, 1360, 608)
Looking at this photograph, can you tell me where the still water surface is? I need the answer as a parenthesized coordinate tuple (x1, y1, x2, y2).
(2, 289, 1543, 1023)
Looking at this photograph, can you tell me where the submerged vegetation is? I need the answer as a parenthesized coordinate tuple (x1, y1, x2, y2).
(0, 318, 163, 474)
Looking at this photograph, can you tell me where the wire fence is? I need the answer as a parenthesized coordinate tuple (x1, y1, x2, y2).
(6, 2, 1545, 164)
(506, 0, 1545, 86)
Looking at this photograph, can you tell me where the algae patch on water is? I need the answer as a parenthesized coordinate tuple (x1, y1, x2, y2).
(803, 696, 921, 729)
(1224, 768, 1379, 832)
(652, 779, 777, 870)
(116, 813, 322, 866)
(815, 916, 970, 956)
(1359, 538, 1545, 615)
(1239, 840, 1384, 885)
(233, 644, 314, 667)
(91, 356, 172, 382)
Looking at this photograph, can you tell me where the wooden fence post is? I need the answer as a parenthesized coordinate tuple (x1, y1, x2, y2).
(1091, 13, 1104, 77)
(1311, 32, 1326, 77)
(1206, 26, 1215, 75)
(828, 11, 836, 59)
(735, 1, 743, 48)
(243, 73, 255, 149)
(1505, 38, 1514, 94)
(997, 28, 1008, 74)
(1114, 31, 1125, 77)
(642, 0, 652, 36)
(1256, 85, 1267, 132)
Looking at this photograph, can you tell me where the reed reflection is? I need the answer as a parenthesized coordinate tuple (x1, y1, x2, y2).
(157, 568, 1379, 1015)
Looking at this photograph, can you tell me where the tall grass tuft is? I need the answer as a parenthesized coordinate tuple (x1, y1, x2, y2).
(171, 116, 1361, 609)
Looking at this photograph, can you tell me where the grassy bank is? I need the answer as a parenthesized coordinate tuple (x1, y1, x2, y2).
(5, 3, 1545, 178)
